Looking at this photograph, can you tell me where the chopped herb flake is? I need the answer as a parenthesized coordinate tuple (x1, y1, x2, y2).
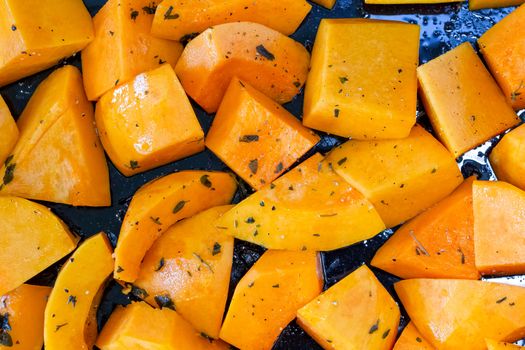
(131, 286, 149, 299)
(339, 76, 348, 84)
(164, 6, 179, 20)
(0, 332, 12, 346)
(3, 163, 15, 185)
(248, 159, 258, 175)
(239, 135, 259, 143)
(116, 266, 124, 273)
(334, 108, 340, 118)
(142, 4, 157, 14)
(337, 157, 347, 166)
(272, 284, 280, 288)
(256, 45, 275, 61)
(193, 253, 213, 272)
(368, 320, 380, 334)
(128, 160, 140, 170)
(55, 323, 68, 332)
(4, 155, 13, 166)
(200, 332, 214, 343)
(200, 174, 212, 188)
(416, 337, 422, 343)
(150, 216, 162, 225)
(382, 329, 390, 339)
(180, 32, 200, 45)
(155, 257, 165, 272)
(130, 10, 139, 21)
(212, 242, 221, 256)
(274, 162, 284, 174)
(67, 295, 77, 307)
(245, 217, 255, 224)
(154, 294, 175, 310)
(173, 200, 187, 213)
(496, 296, 507, 304)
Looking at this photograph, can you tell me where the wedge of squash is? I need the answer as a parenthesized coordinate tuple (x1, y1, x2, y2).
(470, 0, 524, 10)
(44, 233, 113, 350)
(0, 196, 78, 296)
(473, 180, 525, 275)
(0, 65, 110, 206)
(297, 265, 400, 350)
(133, 205, 234, 339)
(371, 176, 479, 279)
(0, 96, 18, 166)
(0, 284, 51, 349)
(114, 171, 237, 282)
(96, 302, 229, 350)
(220, 250, 323, 350)
(395, 279, 525, 350)
(486, 339, 524, 350)
(215, 153, 385, 251)
(490, 124, 525, 192)
(393, 322, 435, 350)
(311, 0, 337, 8)
(175, 22, 310, 113)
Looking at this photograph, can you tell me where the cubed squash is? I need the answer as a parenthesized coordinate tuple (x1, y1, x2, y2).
(311, 0, 337, 8)
(303, 19, 419, 139)
(220, 250, 323, 350)
(297, 265, 400, 350)
(44, 233, 113, 350)
(490, 124, 525, 191)
(0, 65, 110, 206)
(96, 302, 229, 350)
(371, 177, 479, 280)
(115, 171, 237, 283)
(215, 153, 385, 251)
(0, 196, 78, 296)
(151, 0, 311, 40)
(326, 125, 463, 228)
(417, 42, 520, 157)
(366, 0, 458, 3)
(478, 4, 525, 109)
(0, 284, 51, 350)
(133, 206, 234, 339)
(470, 0, 524, 10)
(473, 180, 525, 275)
(0, 96, 17, 165)
(175, 22, 310, 113)
(206, 78, 319, 190)
(395, 279, 525, 350)
(393, 322, 435, 350)
(486, 339, 524, 350)
(0, 0, 93, 86)
(96, 64, 204, 176)
(81, 0, 183, 101)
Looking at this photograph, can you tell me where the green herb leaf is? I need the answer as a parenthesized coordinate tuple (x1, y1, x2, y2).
(150, 216, 162, 225)
(142, 4, 157, 14)
(256, 45, 275, 61)
(131, 286, 149, 299)
(245, 217, 255, 224)
(4, 155, 13, 166)
(239, 135, 259, 143)
(116, 266, 124, 273)
(212, 242, 221, 256)
(334, 108, 340, 118)
(193, 253, 213, 272)
(272, 284, 280, 288)
(130, 9, 139, 21)
(155, 257, 165, 272)
(180, 32, 200, 45)
(3, 163, 15, 185)
(382, 329, 390, 339)
(248, 159, 258, 175)
(200, 175, 212, 188)
(164, 6, 179, 19)
(339, 76, 348, 84)
(368, 319, 380, 334)
(55, 323, 68, 332)
(0, 332, 12, 346)
(173, 200, 187, 214)
(496, 296, 508, 304)
(511, 81, 524, 101)
(337, 157, 347, 166)
(416, 337, 422, 343)
(274, 162, 284, 174)
(67, 295, 77, 307)
(128, 160, 140, 170)
(154, 294, 176, 310)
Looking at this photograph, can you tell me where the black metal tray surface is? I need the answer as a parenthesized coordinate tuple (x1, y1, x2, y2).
(1, 0, 525, 349)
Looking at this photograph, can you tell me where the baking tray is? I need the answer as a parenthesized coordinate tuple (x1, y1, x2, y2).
(1, 1, 524, 348)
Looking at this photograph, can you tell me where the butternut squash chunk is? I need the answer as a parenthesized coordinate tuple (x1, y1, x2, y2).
(486, 339, 524, 350)
(478, 4, 525, 109)
(0, 284, 51, 350)
(473, 180, 525, 275)
(151, 0, 311, 40)
(417, 42, 520, 157)
(215, 153, 385, 251)
(134, 206, 234, 339)
(0, 96, 17, 165)
(297, 265, 400, 350)
(44, 233, 113, 350)
(311, 0, 337, 8)
(490, 124, 525, 191)
(220, 250, 322, 350)
(395, 279, 525, 350)
(206, 78, 319, 190)
(0, 196, 78, 296)
(371, 177, 479, 279)
(0, 0, 93, 86)
(175, 22, 310, 113)
(81, 0, 183, 101)
(0, 66, 110, 206)
(96, 302, 229, 350)
(303, 19, 419, 139)
(470, 0, 524, 10)
(327, 125, 463, 228)
(96, 64, 204, 176)
(115, 171, 237, 282)
(393, 323, 435, 350)
(366, 0, 459, 3)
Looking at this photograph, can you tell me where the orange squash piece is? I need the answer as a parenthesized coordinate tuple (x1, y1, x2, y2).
(490, 124, 525, 191)
(206, 78, 319, 190)
(297, 265, 400, 350)
(470, 0, 524, 10)
(115, 171, 237, 282)
(215, 153, 385, 251)
(327, 125, 463, 228)
(311, 0, 337, 8)
(151, 0, 311, 40)
(134, 206, 234, 339)
(175, 22, 310, 113)
(0, 284, 51, 350)
(371, 177, 479, 279)
(478, 4, 525, 109)
(303, 19, 419, 139)
(220, 250, 322, 350)
(393, 322, 435, 350)
(0, 96, 17, 165)
(486, 339, 525, 350)
(0, 196, 78, 296)
(96, 302, 229, 350)
(418, 42, 520, 157)
(96, 64, 204, 176)
(81, 0, 183, 101)
(395, 279, 525, 350)
(366, 0, 459, 3)
(0, 65, 110, 206)
(473, 180, 525, 275)
(0, 0, 93, 87)
(44, 233, 113, 350)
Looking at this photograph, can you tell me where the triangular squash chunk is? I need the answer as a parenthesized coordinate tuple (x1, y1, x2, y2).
(372, 176, 479, 279)
(0, 65, 110, 206)
(216, 153, 386, 251)
(486, 339, 524, 350)
(393, 322, 435, 350)
(395, 279, 525, 350)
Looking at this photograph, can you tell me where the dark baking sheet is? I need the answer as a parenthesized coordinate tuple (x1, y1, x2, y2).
(1, 1, 525, 348)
